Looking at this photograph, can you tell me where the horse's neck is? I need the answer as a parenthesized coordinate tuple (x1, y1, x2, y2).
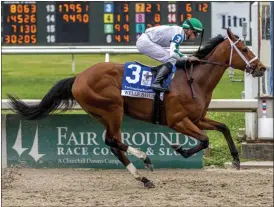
(195, 45, 229, 93)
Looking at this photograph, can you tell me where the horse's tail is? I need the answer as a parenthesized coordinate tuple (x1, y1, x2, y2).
(7, 77, 76, 120)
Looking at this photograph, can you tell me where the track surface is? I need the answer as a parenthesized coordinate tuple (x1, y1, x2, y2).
(2, 168, 273, 206)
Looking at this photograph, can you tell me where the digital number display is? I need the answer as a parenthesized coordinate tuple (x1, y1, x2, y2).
(55, 2, 89, 43)
(3, 2, 37, 44)
(1, 1, 212, 46)
(177, 2, 209, 24)
(104, 2, 130, 44)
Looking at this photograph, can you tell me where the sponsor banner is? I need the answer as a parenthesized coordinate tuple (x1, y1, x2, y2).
(5, 115, 203, 169)
(211, 2, 250, 41)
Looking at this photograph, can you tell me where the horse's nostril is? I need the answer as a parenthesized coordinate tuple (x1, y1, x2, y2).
(260, 67, 266, 72)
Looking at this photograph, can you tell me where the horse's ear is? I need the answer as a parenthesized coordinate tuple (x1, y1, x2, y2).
(227, 28, 236, 40)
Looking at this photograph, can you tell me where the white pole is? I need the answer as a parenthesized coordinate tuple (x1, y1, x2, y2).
(105, 53, 110, 62)
(72, 53, 75, 73)
(245, 2, 259, 140)
(270, 2, 273, 96)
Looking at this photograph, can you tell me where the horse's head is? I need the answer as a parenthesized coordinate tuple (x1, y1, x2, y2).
(226, 28, 266, 77)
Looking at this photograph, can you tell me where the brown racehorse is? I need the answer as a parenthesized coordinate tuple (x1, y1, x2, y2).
(8, 29, 266, 188)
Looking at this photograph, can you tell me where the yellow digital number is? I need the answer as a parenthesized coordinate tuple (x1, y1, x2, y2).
(63, 14, 69, 22)
(135, 3, 145, 12)
(154, 14, 160, 23)
(11, 25, 17, 32)
(17, 15, 23, 23)
(23, 5, 30, 13)
(186, 13, 192, 19)
(115, 35, 121, 42)
(156, 4, 160, 12)
(30, 14, 36, 23)
(17, 5, 23, 13)
(146, 4, 151, 12)
(124, 35, 129, 42)
(123, 24, 129, 32)
(76, 4, 82, 13)
(186, 3, 192, 12)
(83, 14, 89, 23)
(123, 3, 129, 13)
(69, 14, 76, 22)
(31, 35, 37, 43)
(69, 4, 76, 12)
(5, 35, 11, 44)
(10, 4, 16, 13)
(31, 4, 36, 13)
(24, 14, 30, 23)
(115, 24, 120, 32)
(198, 3, 208, 12)
(104, 14, 113, 23)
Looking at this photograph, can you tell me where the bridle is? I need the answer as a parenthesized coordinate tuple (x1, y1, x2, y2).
(199, 35, 258, 74)
(226, 35, 258, 73)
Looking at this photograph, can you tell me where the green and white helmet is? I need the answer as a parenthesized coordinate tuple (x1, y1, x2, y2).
(182, 18, 203, 33)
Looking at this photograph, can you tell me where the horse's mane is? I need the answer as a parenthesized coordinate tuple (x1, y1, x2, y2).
(175, 34, 226, 69)
(193, 34, 226, 59)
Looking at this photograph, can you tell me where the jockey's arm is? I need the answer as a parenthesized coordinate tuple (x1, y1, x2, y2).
(170, 34, 188, 61)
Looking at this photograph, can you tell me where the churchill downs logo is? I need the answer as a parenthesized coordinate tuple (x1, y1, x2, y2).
(11, 122, 199, 163)
(12, 121, 45, 162)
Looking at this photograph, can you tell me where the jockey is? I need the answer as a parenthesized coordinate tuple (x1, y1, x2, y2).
(136, 18, 203, 92)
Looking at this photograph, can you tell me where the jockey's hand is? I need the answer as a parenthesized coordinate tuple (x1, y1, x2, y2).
(187, 56, 200, 63)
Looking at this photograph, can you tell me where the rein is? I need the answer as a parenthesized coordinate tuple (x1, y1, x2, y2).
(197, 59, 255, 74)
(198, 59, 230, 67)
(184, 36, 258, 99)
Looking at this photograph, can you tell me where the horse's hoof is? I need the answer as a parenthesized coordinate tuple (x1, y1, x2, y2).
(144, 180, 155, 188)
(232, 160, 240, 170)
(144, 157, 154, 171)
(145, 163, 154, 172)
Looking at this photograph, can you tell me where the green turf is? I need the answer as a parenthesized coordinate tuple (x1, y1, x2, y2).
(2, 54, 246, 166)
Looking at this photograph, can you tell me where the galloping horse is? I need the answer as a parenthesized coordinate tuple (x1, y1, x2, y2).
(8, 29, 266, 188)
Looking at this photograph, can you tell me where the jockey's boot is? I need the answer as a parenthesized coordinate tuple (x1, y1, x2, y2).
(151, 62, 173, 92)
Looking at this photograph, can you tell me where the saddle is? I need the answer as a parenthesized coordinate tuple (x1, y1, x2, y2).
(134, 61, 163, 76)
(134, 61, 170, 125)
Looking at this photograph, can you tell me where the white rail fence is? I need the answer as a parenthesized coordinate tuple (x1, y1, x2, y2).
(1, 45, 252, 73)
(1, 99, 258, 112)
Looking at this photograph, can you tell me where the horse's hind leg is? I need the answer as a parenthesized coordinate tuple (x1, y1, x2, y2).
(110, 145, 154, 188)
(99, 110, 155, 188)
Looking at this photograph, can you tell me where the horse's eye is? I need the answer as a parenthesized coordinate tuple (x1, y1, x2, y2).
(242, 47, 248, 52)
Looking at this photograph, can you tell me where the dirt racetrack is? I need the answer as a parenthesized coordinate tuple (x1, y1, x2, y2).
(2, 167, 273, 207)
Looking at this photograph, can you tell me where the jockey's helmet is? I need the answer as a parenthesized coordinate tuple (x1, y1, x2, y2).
(182, 18, 203, 33)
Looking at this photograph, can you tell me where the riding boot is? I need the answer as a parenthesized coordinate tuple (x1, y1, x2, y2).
(151, 63, 172, 92)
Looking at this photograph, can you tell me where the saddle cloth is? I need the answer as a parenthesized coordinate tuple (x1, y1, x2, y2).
(121, 61, 175, 99)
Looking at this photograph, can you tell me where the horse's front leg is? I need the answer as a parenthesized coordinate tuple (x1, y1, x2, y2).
(169, 117, 209, 158)
(196, 117, 240, 170)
